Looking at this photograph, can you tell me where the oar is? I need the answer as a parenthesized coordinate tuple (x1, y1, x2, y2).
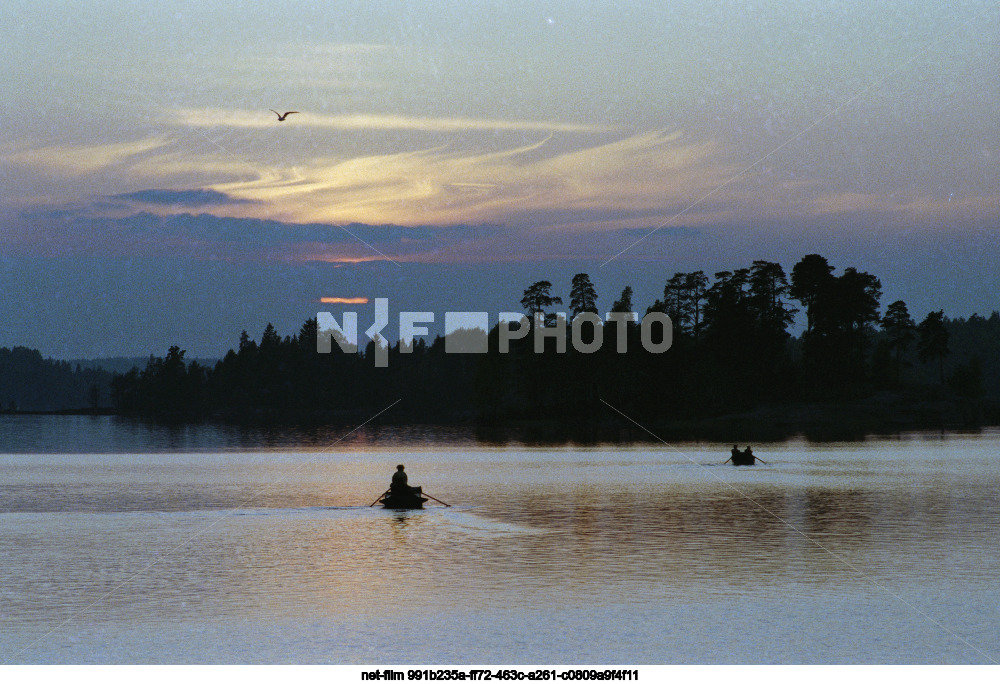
(369, 489, 390, 507)
(422, 492, 451, 507)
(754, 456, 769, 465)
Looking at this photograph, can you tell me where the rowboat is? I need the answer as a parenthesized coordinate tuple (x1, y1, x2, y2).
(377, 486, 428, 509)
(728, 449, 766, 466)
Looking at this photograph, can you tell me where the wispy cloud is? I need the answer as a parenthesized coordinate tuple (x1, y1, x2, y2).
(809, 190, 1000, 224)
(9, 117, 994, 267)
(319, 296, 370, 304)
(210, 130, 739, 230)
(3, 138, 167, 176)
(169, 108, 608, 133)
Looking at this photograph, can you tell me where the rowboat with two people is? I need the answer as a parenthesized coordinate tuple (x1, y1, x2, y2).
(725, 445, 767, 466)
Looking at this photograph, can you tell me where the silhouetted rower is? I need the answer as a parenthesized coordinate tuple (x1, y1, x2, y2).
(390, 464, 409, 493)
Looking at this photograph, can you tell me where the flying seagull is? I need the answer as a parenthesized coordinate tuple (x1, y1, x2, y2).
(270, 109, 299, 121)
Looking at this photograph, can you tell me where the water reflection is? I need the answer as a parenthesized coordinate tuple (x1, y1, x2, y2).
(0, 414, 484, 454)
(388, 509, 421, 541)
(6, 415, 992, 457)
(799, 488, 875, 542)
(467, 478, 1000, 595)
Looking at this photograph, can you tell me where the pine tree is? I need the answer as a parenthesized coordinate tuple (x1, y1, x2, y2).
(917, 310, 950, 384)
(569, 273, 599, 318)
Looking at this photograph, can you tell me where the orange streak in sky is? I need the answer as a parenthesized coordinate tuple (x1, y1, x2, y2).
(319, 297, 370, 304)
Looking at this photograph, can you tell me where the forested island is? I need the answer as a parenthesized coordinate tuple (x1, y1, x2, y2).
(3, 254, 999, 439)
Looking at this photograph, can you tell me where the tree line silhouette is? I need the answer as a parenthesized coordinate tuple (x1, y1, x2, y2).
(0, 347, 113, 413)
(92, 253, 1000, 433)
(2, 253, 996, 431)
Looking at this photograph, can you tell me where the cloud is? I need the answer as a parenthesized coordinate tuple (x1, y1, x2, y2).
(318, 297, 370, 304)
(0, 136, 263, 208)
(8, 202, 663, 264)
(3, 138, 167, 176)
(1, 209, 445, 263)
(808, 191, 1000, 226)
(210, 130, 740, 231)
(12, 120, 992, 267)
(0, 127, 751, 238)
(169, 108, 609, 134)
(111, 189, 258, 208)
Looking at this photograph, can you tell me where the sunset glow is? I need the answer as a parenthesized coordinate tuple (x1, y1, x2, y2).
(1, 1, 996, 357)
(319, 297, 370, 305)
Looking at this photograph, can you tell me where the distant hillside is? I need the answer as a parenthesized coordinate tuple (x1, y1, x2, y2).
(67, 356, 221, 375)
(1, 347, 116, 411)
(66, 357, 149, 375)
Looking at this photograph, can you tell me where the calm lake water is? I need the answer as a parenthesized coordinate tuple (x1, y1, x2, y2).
(1, 415, 999, 664)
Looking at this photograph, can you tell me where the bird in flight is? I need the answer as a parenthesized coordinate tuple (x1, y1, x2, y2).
(270, 110, 300, 121)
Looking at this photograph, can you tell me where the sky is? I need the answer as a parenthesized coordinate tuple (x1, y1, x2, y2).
(1, 1, 998, 358)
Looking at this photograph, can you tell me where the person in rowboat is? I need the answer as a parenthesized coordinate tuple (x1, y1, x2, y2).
(725, 445, 764, 465)
(390, 464, 410, 493)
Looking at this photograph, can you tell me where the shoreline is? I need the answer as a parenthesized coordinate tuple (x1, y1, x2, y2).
(4, 394, 998, 444)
